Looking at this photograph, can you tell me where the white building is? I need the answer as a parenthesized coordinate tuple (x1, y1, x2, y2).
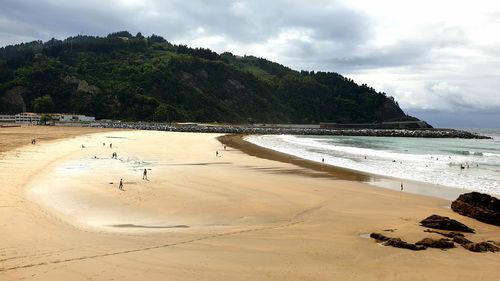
(0, 115, 16, 123)
(15, 112, 41, 124)
(50, 113, 95, 123)
(78, 115, 95, 122)
(0, 112, 95, 124)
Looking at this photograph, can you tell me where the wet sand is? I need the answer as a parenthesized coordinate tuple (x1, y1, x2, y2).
(1, 126, 499, 280)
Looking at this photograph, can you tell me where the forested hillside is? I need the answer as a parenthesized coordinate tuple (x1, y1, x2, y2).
(0, 31, 420, 124)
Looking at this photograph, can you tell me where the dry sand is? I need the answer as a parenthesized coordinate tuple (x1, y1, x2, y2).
(1, 126, 499, 280)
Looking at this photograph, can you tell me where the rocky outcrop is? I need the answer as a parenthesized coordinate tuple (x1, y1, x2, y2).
(423, 228, 499, 253)
(451, 192, 500, 226)
(423, 229, 465, 238)
(423, 229, 472, 244)
(385, 238, 427, 251)
(415, 238, 455, 248)
(461, 242, 500, 253)
(369, 232, 391, 241)
(370, 233, 427, 251)
(420, 215, 475, 233)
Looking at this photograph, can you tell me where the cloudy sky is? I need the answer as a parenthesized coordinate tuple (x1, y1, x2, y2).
(1, 0, 500, 127)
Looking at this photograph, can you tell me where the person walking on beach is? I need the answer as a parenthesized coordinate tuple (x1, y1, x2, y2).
(216, 151, 219, 157)
(110, 143, 112, 149)
(400, 183, 404, 191)
(119, 179, 123, 190)
(224, 145, 227, 150)
(143, 169, 148, 180)
(322, 157, 324, 163)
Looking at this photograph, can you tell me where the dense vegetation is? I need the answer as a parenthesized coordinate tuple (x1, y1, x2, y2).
(0, 31, 418, 124)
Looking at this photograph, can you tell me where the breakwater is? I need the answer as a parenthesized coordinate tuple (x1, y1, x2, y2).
(86, 123, 491, 139)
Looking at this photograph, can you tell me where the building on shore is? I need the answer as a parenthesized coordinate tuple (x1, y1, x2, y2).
(0, 112, 95, 124)
(0, 115, 16, 123)
(14, 112, 42, 124)
(50, 114, 95, 122)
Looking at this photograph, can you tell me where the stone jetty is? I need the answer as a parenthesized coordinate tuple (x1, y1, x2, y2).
(86, 122, 491, 139)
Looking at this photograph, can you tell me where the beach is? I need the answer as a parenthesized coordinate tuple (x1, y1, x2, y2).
(1, 126, 499, 281)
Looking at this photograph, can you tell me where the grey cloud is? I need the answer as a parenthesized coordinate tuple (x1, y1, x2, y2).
(0, 0, 370, 48)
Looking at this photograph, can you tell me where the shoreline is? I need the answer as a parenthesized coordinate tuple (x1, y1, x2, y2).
(218, 134, 467, 200)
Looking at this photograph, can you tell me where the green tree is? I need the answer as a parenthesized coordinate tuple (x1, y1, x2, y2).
(32, 95, 55, 113)
(154, 104, 168, 121)
(40, 114, 52, 124)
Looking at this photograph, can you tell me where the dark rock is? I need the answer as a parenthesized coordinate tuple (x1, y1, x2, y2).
(487, 240, 500, 247)
(423, 229, 465, 238)
(452, 236, 473, 245)
(423, 228, 499, 253)
(451, 192, 500, 226)
(384, 238, 427, 251)
(369, 233, 391, 241)
(370, 233, 427, 251)
(420, 215, 475, 233)
(416, 238, 455, 248)
(461, 242, 500, 253)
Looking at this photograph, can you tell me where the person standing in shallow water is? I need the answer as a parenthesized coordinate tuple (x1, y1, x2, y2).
(143, 169, 148, 180)
(119, 179, 123, 190)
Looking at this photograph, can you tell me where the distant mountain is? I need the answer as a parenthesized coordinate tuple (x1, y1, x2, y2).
(0, 31, 426, 125)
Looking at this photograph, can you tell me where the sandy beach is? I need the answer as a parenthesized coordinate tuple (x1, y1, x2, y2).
(1, 126, 499, 280)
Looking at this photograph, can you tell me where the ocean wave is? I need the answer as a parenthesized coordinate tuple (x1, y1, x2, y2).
(246, 134, 500, 195)
(276, 135, 469, 163)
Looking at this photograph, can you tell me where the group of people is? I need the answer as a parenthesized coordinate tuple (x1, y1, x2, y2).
(111, 152, 118, 159)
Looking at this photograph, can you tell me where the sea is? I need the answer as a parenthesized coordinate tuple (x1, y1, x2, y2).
(246, 129, 500, 196)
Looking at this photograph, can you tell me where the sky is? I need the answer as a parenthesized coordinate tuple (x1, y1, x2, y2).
(1, 0, 500, 128)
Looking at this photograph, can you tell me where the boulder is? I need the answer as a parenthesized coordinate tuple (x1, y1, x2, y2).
(423, 229, 465, 238)
(422, 228, 499, 253)
(416, 238, 455, 249)
(451, 192, 500, 226)
(461, 242, 500, 253)
(384, 238, 427, 251)
(420, 215, 474, 233)
(369, 232, 391, 241)
(452, 236, 473, 245)
(370, 233, 427, 251)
